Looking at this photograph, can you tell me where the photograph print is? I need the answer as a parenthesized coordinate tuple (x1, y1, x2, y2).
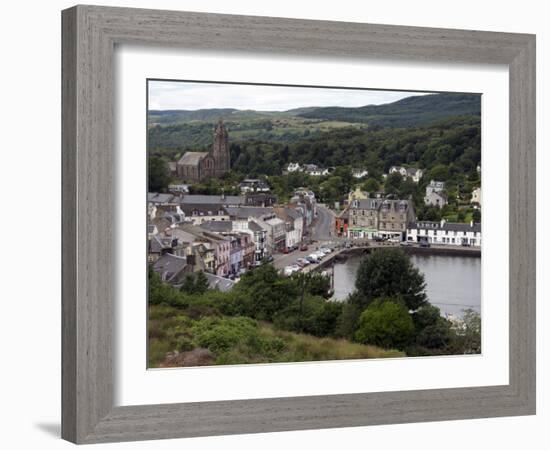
(147, 80, 482, 368)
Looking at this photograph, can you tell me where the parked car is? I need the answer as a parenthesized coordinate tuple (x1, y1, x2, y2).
(400, 241, 412, 247)
(297, 258, 310, 266)
(300, 244, 309, 251)
(420, 241, 431, 248)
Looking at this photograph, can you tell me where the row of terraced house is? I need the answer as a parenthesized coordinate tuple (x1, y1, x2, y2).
(147, 190, 316, 283)
(336, 197, 481, 247)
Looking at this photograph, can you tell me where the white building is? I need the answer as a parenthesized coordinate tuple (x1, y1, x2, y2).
(471, 187, 482, 207)
(287, 162, 301, 172)
(238, 178, 270, 193)
(424, 180, 447, 207)
(303, 164, 329, 176)
(406, 220, 481, 247)
(352, 168, 369, 179)
(389, 166, 424, 183)
(273, 207, 304, 250)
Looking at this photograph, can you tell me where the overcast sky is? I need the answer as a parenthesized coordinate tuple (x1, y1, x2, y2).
(148, 80, 431, 111)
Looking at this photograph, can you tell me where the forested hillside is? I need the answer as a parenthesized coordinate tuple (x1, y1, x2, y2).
(296, 93, 481, 127)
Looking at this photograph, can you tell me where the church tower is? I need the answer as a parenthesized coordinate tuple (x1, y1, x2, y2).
(211, 118, 230, 176)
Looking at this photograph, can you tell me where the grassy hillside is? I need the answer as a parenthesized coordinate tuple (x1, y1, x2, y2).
(148, 304, 403, 367)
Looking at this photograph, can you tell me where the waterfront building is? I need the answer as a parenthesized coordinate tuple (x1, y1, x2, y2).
(406, 219, 481, 247)
(345, 198, 415, 240)
(335, 208, 349, 238)
(347, 198, 379, 239)
(377, 199, 415, 239)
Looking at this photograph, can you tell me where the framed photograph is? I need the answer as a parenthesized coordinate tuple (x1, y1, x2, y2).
(62, 5, 536, 444)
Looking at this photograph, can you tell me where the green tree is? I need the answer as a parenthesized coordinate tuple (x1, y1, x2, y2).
(335, 296, 363, 339)
(384, 172, 403, 195)
(362, 178, 380, 193)
(354, 248, 427, 311)
(412, 304, 452, 349)
(233, 263, 297, 321)
(354, 299, 414, 350)
(148, 156, 170, 192)
(194, 271, 210, 294)
(180, 274, 197, 295)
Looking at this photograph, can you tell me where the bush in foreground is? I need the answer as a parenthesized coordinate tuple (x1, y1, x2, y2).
(354, 299, 414, 350)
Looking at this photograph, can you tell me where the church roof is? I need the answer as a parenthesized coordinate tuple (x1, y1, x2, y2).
(177, 151, 209, 166)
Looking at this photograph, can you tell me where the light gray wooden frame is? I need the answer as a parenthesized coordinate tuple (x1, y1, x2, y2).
(62, 4, 536, 444)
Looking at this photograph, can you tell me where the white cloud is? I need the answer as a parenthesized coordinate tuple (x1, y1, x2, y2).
(148, 80, 432, 111)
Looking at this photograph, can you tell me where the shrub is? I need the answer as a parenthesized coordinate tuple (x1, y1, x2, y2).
(354, 298, 414, 350)
(412, 304, 452, 349)
(191, 316, 259, 353)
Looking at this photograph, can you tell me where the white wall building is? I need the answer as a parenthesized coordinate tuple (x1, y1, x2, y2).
(389, 166, 424, 183)
(352, 168, 369, 178)
(471, 187, 482, 207)
(286, 162, 301, 172)
(424, 180, 447, 207)
(406, 220, 481, 247)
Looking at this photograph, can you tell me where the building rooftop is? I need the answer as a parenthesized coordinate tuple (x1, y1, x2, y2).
(148, 192, 178, 204)
(204, 273, 235, 292)
(179, 194, 245, 205)
(177, 151, 209, 166)
(410, 221, 481, 233)
(179, 203, 229, 217)
(225, 206, 274, 219)
(199, 221, 233, 232)
(152, 254, 188, 283)
(247, 221, 264, 232)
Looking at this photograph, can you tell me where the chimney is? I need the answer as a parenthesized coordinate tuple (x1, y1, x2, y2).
(470, 220, 474, 227)
(440, 218, 446, 227)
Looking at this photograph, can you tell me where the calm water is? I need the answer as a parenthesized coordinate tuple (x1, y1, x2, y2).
(332, 254, 481, 318)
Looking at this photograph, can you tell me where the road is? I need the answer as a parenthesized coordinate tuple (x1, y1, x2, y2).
(311, 204, 336, 241)
(273, 205, 337, 270)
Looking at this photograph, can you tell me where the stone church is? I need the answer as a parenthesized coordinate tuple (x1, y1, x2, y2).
(175, 119, 230, 182)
